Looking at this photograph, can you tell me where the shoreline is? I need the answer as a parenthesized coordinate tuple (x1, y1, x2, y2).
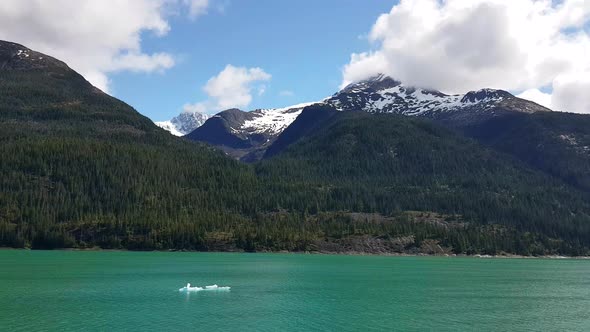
(2, 247, 589, 259)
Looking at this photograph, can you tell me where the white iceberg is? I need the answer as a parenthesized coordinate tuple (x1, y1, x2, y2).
(178, 283, 203, 292)
(204, 284, 231, 291)
(178, 283, 230, 292)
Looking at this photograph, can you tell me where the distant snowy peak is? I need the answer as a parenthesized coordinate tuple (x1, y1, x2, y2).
(156, 112, 209, 136)
(171, 112, 209, 135)
(239, 102, 318, 135)
(326, 75, 516, 116)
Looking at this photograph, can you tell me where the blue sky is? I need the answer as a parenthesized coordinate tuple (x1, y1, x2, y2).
(110, 1, 395, 121)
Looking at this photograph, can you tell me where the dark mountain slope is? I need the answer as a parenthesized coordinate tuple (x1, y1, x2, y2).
(184, 108, 272, 161)
(0, 40, 158, 137)
(0, 41, 261, 249)
(185, 104, 311, 161)
(462, 111, 590, 192)
(258, 112, 590, 252)
(264, 104, 338, 158)
(185, 109, 260, 148)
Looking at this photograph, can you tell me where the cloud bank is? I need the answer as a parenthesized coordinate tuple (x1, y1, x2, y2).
(184, 65, 272, 114)
(342, 0, 590, 113)
(0, 0, 210, 93)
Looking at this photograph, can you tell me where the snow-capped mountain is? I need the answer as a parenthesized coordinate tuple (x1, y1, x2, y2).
(155, 111, 209, 136)
(185, 74, 551, 160)
(156, 102, 316, 137)
(233, 101, 317, 135)
(324, 74, 549, 125)
(185, 102, 317, 161)
(327, 75, 504, 115)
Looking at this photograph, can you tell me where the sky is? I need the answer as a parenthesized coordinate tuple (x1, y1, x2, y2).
(0, 0, 589, 121)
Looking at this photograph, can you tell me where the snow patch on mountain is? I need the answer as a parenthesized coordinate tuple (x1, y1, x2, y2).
(240, 101, 318, 134)
(16, 49, 29, 58)
(326, 76, 511, 116)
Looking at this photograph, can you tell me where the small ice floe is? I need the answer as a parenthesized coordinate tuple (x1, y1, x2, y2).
(178, 283, 230, 292)
(204, 284, 231, 291)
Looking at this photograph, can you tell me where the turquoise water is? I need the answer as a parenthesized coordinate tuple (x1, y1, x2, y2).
(0, 251, 589, 331)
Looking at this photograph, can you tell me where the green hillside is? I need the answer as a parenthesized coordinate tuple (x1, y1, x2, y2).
(0, 42, 260, 250)
(257, 111, 590, 254)
(463, 112, 590, 192)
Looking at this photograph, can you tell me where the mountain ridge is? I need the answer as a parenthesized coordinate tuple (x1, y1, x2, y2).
(184, 74, 551, 160)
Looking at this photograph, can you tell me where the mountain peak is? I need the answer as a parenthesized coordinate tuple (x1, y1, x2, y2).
(0, 40, 68, 71)
(0, 39, 158, 139)
(340, 74, 401, 94)
(155, 111, 209, 136)
(461, 89, 513, 103)
(324, 74, 551, 125)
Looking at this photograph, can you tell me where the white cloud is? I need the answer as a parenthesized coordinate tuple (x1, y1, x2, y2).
(341, 52, 388, 89)
(182, 102, 208, 114)
(343, 0, 590, 113)
(552, 73, 590, 113)
(82, 70, 112, 95)
(184, 0, 209, 19)
(517, 89, 553, 109)
(108, 52, 175, 73)
(257, 85, 267, 96)
(182, 65, 271, 114)
(518, 74, 590, 114)
(0, 0, 210, 93)
(200, 65, 271, 111)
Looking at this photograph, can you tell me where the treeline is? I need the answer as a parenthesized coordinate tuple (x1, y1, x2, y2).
(1, 210, 583, 256)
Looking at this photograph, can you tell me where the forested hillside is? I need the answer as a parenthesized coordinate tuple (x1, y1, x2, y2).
(462, 112, 590, 192)
(0, 41, 260, 250)
(1, 40, 590, 256)
(257, 110, 590, 255)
